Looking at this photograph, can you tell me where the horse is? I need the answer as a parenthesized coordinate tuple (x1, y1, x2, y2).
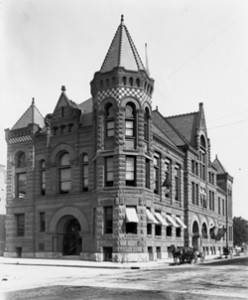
(169, 245, 183, 264)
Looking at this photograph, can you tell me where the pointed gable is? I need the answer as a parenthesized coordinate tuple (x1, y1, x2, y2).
(100, 15, 146, 73)
(50, 86, 82, 122)
(165, 103, 207, 149)
(212, 155, 227, 174)
(12, 99, 44, 130)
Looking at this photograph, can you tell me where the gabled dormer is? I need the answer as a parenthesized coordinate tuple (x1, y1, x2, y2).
(46, 86, 82, 136)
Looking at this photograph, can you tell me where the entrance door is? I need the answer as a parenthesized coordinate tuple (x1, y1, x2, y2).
(63, 218, 82, 255)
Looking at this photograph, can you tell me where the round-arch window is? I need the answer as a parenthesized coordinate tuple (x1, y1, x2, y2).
(60, 153, 70, 166)
(200, 135, 206, 148)
(16, 152, 26, 168)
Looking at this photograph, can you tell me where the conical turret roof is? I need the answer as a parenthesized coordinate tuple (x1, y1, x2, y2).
(12, 98, 44, 130)
(100, 15, 146, 73)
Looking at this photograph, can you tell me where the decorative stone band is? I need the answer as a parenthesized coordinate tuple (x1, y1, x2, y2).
(97, 86, 152, 105)
(9, 135, 32, 144)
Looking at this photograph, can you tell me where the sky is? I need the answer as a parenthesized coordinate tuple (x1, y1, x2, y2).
(1, 0, 248, 219)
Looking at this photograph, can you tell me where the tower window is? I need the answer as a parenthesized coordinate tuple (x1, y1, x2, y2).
(105, 104, 115, 137)
(126, 156, 136, 186)
(105, 157, 114, 187)
(125, 103, 135, 137)
(15, 151, 27, 198)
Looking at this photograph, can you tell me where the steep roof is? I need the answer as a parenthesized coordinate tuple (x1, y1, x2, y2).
(212, 155, 227, 174)
(166, 111, 199, 148)
(152, 110, 186, 147)
(100, 15, 146, 73)
(12, 99, 44, 130)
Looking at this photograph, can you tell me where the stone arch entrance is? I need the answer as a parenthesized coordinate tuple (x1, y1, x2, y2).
(49, 207, 89, 256)
(192, 221, 200, 248)
(57, 216, 82, 255)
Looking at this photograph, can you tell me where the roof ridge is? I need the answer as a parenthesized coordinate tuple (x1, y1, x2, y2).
(166, 111, 198, 119)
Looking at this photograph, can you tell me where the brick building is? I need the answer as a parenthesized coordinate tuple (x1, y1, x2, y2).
(0, 164, 6, 255)
(4, 17, 233, 261)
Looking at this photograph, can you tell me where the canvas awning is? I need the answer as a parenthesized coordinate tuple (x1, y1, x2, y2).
(126, 207, 139, 223)
(165, 214, 180, 227)
(175, 216, 187, 229)
(146, 209, 158, 224)
(155, 212, 169, 226)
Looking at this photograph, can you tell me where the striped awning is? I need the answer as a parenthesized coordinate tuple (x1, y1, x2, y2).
(175, 216, 187, 229)
(146, 209, 158, 224)
(126, 207, 139, 223)
(155, 212, 169, 226)
(165, 214, 180, 227)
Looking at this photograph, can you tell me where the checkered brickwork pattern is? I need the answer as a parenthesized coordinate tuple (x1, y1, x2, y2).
(97, 87, 151, 105)
(9, 135, 32, 144)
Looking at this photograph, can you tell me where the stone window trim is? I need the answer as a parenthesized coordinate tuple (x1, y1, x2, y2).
(81, 153, 89, 192)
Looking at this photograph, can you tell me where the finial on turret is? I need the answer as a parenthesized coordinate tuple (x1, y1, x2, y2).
(121, 14, 124, 24)
(61, 85, 66, 92)
(32, 97, 35, 105)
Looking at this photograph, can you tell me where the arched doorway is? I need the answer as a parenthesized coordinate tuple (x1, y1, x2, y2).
(57, 216, 82, 256)
(192, 221, 200, 248)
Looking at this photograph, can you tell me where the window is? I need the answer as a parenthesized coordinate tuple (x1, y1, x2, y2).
(144, 108, 150, 141)
(105, 157, 114, 187)
(126, 207, 138, 234)
(166, 226, 172, 237)
(82, 154, 89, 191)
(15, 152, 27, 198)
(222, 199, 225, 216)
(104, 206, 113, 234)
(105, 104, 115, 137)
(218, 197, 221, 214)
(192, 182, 195, 204)
(202, 223, 208, 239)
(126, 156, 136, 186)
(125, 103, 135, 137)
(209, 191, 215, 211)
(199, 150, 206, 180)
(145, 158, 150, 189)
(196, 184, 199, 205)
(155, 223, 162, 236)
(16, 173, 27, 198)
(40, 160, 46, 195)
(59, 152, 71, 193)
(164, 159, 171, 198)
(175, 164, 181, 201)
(147, 223, 152, 235)
(176, 227, 181, 237)
(153, 154, 160, 194)
(40, 212, 45, 232)
(16, 214, 25, 236)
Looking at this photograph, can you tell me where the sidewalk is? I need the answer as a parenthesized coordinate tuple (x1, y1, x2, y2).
(0, 256, 173, 270)
(0, 253, 242, 270)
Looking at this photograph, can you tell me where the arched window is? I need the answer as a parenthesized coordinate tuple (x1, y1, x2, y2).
(40, 160, 46, 195)
(201, 223, 208, 238)
(144, 108, 150, 141)
(199, 135, 206, 180)
(125, 103, 135, 137)
(59, 152, 71, 194)
(82, 154, 89, 191)
(16, 151, 26, 168)
(105, 103, 115, 137)
(15, 151, 27, 198)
